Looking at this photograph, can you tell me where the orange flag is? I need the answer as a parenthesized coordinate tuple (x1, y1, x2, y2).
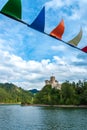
(50, 19, 65, 39)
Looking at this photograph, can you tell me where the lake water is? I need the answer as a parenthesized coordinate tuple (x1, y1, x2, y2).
(0, 105, 87, 130)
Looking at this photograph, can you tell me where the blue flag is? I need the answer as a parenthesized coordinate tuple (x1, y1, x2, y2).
(30, 7, 45, 32)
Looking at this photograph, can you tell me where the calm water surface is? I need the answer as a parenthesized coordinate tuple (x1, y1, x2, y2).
(0, 105, 87, 130)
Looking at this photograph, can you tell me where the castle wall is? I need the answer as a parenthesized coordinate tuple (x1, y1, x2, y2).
(45, 76, 61, 90)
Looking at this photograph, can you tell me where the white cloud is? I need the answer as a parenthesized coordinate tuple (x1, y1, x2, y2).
(45, 0, 64, 9)
(51, 45, 67, 51)
(69, 10, 80, 20)
(45, 0, 87, 21)
(45, 0, 73, 10)
(0, 0, 87, 90)
(0, 49, 87, 90)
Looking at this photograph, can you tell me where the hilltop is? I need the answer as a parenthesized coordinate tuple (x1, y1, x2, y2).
(33, 80, 87, 105)
(0, 83, 33, 104)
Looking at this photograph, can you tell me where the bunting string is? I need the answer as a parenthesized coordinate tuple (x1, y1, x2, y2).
(0, 0, 87, 53)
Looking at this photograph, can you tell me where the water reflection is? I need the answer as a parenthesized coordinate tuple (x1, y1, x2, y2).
(0, 105, 87, 130)
(37, 106, 87, 130)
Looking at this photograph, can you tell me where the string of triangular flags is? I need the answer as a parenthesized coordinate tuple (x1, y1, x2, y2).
(0, 0, 87, 53)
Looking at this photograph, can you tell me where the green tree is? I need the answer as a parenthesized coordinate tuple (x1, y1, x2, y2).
(61, 81, 78, 105)
(34, 85, 60, 105)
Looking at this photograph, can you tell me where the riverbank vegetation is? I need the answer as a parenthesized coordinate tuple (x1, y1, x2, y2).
(0, 83, 33, 104)
(34, 80, 87, 105)
(0, 80, 87, 105)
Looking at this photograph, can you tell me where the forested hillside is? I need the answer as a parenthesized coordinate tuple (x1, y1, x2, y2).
(0, 83, 33, 104)
(0, 80, 87, 105)
(34, 80, 87, 105)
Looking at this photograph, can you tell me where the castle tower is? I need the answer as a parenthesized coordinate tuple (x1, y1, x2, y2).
(45, 75, 61, 90)
(50, 76, 55, 84)
(45, 80, 50, 85)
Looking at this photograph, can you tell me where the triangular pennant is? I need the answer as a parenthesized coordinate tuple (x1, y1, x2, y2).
(81, 46, 87, 53)
(50, 19, 65, 39)
(30, 7, 45, 32)
(0, 2, 87, 54)
(0, 0, 22, 20)
(68, 28, 82, 46)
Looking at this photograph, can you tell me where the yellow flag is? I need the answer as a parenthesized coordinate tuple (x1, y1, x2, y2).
(68, 28, 82, 46)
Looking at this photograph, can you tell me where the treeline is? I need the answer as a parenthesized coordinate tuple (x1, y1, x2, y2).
(0, 83, 33, 104)
(0, 80, 87, 105)
(34, 80, 87, 105)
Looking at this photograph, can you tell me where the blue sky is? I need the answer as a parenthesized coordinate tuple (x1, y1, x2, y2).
(0, 0, 87, 90)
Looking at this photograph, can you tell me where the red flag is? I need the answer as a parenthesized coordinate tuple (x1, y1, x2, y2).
(81, 46, 87, 53)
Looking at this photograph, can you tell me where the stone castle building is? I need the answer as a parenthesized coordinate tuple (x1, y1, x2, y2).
(45, 76, 61, 90)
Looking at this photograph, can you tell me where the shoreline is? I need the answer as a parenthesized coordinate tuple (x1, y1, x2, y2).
(21, 104, 87, 108)
(0, 103, 21, 105)
(0, 103, 87, 108)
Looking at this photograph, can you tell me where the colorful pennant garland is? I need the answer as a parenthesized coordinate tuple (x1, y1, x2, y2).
(0, 0, 87, 53)
(30, 7, 45, 32)
(0, 0, 22, 21)
(81, 46, 87, 53)
(50, 19, 65, 39)
(68, 28, 83, 46)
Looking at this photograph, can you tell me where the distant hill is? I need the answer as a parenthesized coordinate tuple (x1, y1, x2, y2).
(29, 89, 39, 94)
(0, 83, 33, 104)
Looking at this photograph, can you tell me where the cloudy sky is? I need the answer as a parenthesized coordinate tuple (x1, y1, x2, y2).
(0, 0, 87, 90)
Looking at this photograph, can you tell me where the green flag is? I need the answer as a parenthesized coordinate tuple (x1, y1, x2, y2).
(0, 0, 22, 20)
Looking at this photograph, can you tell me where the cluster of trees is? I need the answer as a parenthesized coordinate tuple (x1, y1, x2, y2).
(0, 80, 87, 105)
(0, 83, 33, 104)
(34, 80, 87, 105)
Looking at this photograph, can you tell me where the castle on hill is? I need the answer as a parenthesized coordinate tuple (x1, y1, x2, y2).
(45, 76, 61, 90)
